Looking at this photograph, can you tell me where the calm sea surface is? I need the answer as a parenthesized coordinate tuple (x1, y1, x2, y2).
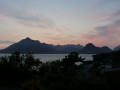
(0, 54, 94, 62)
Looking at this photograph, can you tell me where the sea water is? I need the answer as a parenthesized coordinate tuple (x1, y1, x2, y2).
(0, 54, 94, 62)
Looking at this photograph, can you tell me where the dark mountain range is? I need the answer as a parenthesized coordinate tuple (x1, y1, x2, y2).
(114, 45, 120, 51)
(49, 44, 83, 53)
(0, 37, 56, 54)
(0, 38, 112, 54)
(100, 46, 112, 53)
(79, 43, 112, 54)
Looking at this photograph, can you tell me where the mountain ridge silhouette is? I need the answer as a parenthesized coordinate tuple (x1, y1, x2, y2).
(0, 38, 112, 54)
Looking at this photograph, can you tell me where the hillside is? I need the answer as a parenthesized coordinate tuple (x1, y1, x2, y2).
(79, 43, 112, 54)
(0, 37, 56, 54)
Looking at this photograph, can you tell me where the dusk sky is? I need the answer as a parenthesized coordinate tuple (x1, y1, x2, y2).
(0, 0, 120, 49)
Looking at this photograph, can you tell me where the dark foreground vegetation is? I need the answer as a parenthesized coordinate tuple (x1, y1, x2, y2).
(0, 52, 120, 90)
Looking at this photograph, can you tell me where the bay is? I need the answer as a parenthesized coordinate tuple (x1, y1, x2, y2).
(0, 54, 94, 62)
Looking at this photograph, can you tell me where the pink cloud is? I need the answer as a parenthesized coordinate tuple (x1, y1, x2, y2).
(40, 31, 80, 45)
(81, 20, 120, 49)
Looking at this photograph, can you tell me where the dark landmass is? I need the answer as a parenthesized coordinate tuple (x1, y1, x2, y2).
(0, 37, 112, 54)
(0, 37, 56, 54)
(93, 49, 120, 68)
(101, 46, 112, 53)
(79, 43, 112, 54)
(49, 44, 83, 53)
(114, 45, 120, 51)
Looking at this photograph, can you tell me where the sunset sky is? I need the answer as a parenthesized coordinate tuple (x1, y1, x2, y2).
(0, 0, 120, 49)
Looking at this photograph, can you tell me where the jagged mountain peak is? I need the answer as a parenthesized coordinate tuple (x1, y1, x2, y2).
(85, 43, 96, 48)
(19, 37, 41, 44)
(24, 37, 31, 40)
(20, 37, 33, 43)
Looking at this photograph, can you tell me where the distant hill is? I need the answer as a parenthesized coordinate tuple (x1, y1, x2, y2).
(114, 45, 120, 51)
(101, 46, 112, 53)
(49, 44, 83, 53)
(0, 37, 56, 54)
(79, 43, 112, 54)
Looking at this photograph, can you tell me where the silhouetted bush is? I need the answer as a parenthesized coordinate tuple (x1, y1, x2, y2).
(39, 52, 85, 76)
(0, 52, 42, 88)
(61, 52, 84, 75)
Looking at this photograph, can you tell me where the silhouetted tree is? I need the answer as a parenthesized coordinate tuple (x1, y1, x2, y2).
(39, 52, 85, 76)
(0, 52, 42, 87)
(61, 52, 85, 74)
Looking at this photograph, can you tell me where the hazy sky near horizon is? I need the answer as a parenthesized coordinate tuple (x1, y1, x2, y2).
(0, 0, 120, 49)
